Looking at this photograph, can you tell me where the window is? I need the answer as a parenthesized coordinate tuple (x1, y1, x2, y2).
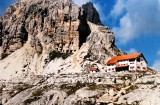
(137, 58, 140, 62)
(130, 66, 134, 69)
(140, 57, 144, 61)
(137, 66, 140, 69)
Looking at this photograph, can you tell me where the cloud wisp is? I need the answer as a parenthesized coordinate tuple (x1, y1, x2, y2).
(152, 60, 160, 70)
(110, 0, 126, 18)
(111, 0, 160, 44)
(157, 50, 160, 57)
(126, 48, 138, 54)
(73, 0, 92, 6)
(152, 50, 160, 70)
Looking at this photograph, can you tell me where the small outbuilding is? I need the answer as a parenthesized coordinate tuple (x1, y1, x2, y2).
(90, 64, 100, 73)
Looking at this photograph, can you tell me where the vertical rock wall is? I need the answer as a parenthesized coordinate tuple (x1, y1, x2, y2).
(0, 0, 124, 78)
(0, 17, 2, 46)
(0, 0, 102, 58)
(82, 2, 102, 25)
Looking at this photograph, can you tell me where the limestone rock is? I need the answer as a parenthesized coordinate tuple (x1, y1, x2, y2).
(86, 23, 123, 64)
(117, 88, 160, 105)
(0, 0, 120, 59)
(82, 2, 102, 25)
(0, 72, 159, 105)
(0, 0, 123, 79)
(75, 87, 99, 98)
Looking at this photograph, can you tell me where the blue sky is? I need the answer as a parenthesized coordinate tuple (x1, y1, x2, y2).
(0, 0, 160, 70)
(0, 0, 16, 15)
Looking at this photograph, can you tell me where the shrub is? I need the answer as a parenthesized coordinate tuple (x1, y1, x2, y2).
(60, 81, 86, 95)
(49, 51, 71, 61)
(1, 53, 8, 59)
(24, 97, 40, 105)
(32, 88, 44, 96)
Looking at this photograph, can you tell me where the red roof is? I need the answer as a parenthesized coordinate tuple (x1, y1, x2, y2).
(107, 53, 142, 65)
(90, 67, 97, 71)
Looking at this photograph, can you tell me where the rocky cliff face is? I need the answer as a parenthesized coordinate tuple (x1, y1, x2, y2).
(82, 2, 102, 25)
(0, 0, 102, 57)
(0, 0, 123, 79)
(0, 17, 2, 46)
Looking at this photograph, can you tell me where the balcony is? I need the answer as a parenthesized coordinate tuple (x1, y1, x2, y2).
(115, 63, 129, 68)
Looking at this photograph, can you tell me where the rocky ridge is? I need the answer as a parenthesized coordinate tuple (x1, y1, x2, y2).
(0, 71, 159, 105)
(0, 0, 123, 79)
(0, 0, 103, 57)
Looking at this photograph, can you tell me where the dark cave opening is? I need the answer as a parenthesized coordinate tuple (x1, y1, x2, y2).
(0, 21, 2, 46)
(78, 19, 91, 48)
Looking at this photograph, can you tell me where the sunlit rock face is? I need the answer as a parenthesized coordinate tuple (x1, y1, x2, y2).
(0, 0, 104, 57)
(0, 0, 123, 79)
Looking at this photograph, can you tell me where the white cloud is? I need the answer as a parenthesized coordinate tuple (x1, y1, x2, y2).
(126, 48, 138, 54)
(157, 50, 160, 57)
(152, 50, 160, 70)
(112, 14, 135, 44)
(111, 0, 160, 44)
(73, 0, 92, 6)
(152, 60, 160, 70)
(110, 0, 126, 18)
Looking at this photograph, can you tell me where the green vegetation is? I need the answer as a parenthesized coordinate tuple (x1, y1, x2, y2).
(23, 85, 50, 105)
(125, 85, 139, 94)
(60, 82, 114, 95)
(8, 83, 32, 98)
(142, 80, 155, 84)
(32, 88, 44, 96)
(24, 97, 41, 105)
(49, 50, 72, 61)
(1, 53, 8, 59)
(60, 81, 86, 95)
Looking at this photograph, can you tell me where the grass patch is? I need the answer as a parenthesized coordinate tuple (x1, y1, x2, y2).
(24, 97, 41, 105)
(87, 84, 113, 90)
(60, 82, 115, 95)
(15, 83, 31, 91)
(32, 88, 44, 96)
(1, 53, 8, 59)
(60, 81, 86, 95)
(49, 50, 72, 61)
(23, 86, 49, 105)
(8, 83, 32, 97)
(125, 85, 139, 94)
